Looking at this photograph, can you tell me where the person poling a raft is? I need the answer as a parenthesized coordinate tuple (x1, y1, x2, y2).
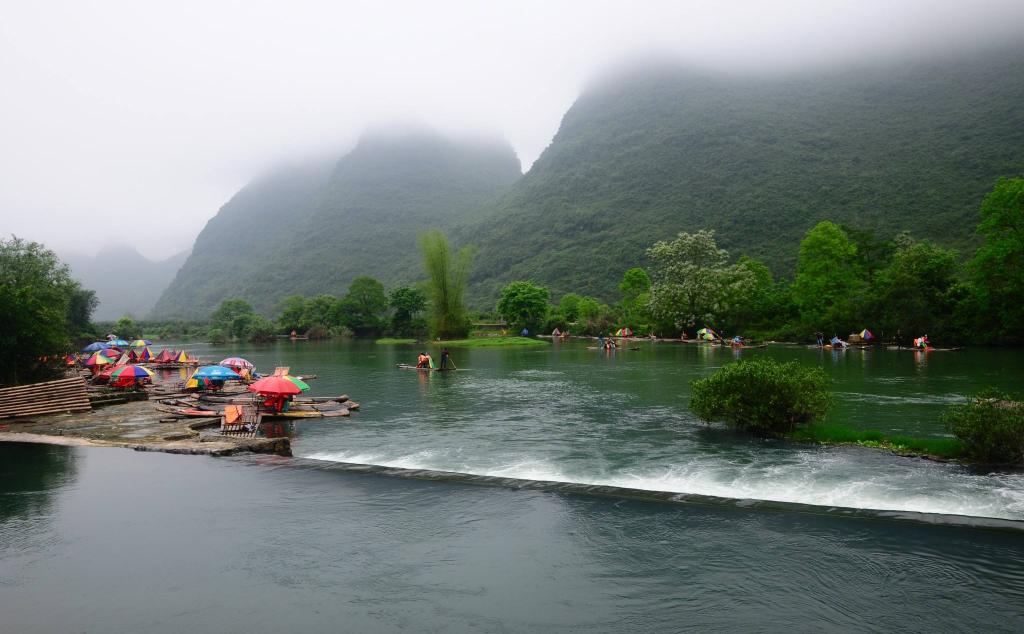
(439, 347, 456, 370)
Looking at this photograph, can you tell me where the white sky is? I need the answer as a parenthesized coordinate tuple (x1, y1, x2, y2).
(1, 0, 1020, 259)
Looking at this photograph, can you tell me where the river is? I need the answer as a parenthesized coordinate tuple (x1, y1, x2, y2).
(2, 339, 1023, 631)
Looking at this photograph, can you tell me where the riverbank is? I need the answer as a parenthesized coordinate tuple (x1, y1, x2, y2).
(432, 336, 548, 348)
(0, 399, 290, 456)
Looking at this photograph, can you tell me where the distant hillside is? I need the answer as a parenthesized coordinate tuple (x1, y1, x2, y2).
(64, 246, 189, 320)
(460, 46, 1024, 302)
(152, 132, 521, 318)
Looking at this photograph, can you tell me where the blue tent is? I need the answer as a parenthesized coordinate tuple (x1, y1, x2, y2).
(191, 365, 242, 381)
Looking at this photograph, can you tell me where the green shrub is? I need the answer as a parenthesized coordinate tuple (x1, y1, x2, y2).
(690, 358, 832, 435)
(943, 388, 1024, 465)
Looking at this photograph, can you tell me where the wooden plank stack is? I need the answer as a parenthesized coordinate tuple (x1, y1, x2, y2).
(0, 377, 92, 419)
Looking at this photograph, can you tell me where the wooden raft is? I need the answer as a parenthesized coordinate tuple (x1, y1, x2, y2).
(0, 377, 91, 419)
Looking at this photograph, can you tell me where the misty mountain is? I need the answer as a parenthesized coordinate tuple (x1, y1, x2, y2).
(152, 132, 521, 318)
(460, 46, 1024, 302)
(63, 246, 189, 321)
(154, 46, 1024, 319)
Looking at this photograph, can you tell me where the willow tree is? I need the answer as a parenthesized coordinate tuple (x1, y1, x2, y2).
(419, 230, 473, 339)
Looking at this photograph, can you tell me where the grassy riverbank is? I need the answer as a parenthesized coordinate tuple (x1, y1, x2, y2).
(375, 338, 417, 345)
(790, 423, 964, 459)
(433, 337, 549, 348)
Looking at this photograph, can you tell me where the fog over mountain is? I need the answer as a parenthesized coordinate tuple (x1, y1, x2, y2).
(62, 246, 189, 320)
(3, 0, 1023, 264)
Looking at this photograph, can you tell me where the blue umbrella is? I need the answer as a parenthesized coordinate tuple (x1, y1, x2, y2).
(82, 341, 111, 352)
(107, 338, 130, 347)
(192, 365, 242, 381)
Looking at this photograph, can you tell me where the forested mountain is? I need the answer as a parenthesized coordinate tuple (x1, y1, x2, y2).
(460, 46, 1024, 302)
(63, 246, 189, 320)
(152, 132, 521, 317)
(154, 45, 1023, 318)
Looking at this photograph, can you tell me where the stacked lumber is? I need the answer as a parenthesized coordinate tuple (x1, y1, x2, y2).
(0, 377, 91, 419)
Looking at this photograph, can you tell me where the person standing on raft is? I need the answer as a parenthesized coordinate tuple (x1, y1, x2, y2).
(440, 348, 453, 370)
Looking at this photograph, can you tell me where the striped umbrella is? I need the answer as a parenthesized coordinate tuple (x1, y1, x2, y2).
(218, 357, 254, 370)
(107, 338, 130, 347)
(84, 351, 115, 367)
(110, 364, 155, 386)
(130, 339, 153, 348)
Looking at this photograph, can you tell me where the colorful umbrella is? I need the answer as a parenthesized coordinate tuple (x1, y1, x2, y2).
(192, 365, 242, 380)
(82, 341, 111, 353)
(107, 338, 130, 347)
(84, 351, 115, 366)
(615, 328, 634, 337)
(110, 365, 155, 380)
(133, 346, 154, 361)
(154, 349, 174, 363)
(175, 351, 192, 363)
(114, 352, 131, 366)
(110, 364, 155, 386)
(247, 376, 302, 395)
(219, 357, 254, 370)
(282, 375, 310, 391)
(130, 339, 153, 348)
(860, 329, 874, 340)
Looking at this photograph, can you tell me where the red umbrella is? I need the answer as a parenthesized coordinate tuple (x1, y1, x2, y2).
(247, 376, 302, 395)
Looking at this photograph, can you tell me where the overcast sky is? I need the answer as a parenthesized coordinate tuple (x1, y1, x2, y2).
(1, 0, 1021, 260)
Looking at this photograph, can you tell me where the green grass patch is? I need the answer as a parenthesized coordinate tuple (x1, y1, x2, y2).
(432, 336, 548, 348)
(375, 338, 417, 345)
(790, 423, 963, 459)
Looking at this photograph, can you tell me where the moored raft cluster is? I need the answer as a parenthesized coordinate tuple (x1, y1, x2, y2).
(2, 335, 358, 456)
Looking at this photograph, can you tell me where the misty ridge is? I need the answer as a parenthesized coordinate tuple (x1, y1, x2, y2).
(148, 41, 1024, 319)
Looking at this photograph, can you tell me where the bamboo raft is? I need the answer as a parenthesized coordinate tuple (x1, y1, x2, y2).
(0, 377, 91, 419)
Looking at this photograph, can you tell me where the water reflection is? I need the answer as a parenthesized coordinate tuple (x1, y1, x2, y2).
(0, 443, 77, 523)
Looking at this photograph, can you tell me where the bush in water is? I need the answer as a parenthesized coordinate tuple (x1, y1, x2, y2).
(943, 388, 1024, 465)
(690, 358, 832, 435)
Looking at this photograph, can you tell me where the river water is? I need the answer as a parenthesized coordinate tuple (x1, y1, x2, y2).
(3, 340, 1024, 631)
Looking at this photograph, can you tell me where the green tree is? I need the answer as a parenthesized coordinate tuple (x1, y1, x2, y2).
(389, 286, 427, 336)
(67, 287, 98, 339)
(277, 295, 307, 333)
(335, 277, 388, 336)
(869, 239, 959, 338)
(302, 294, 339, 338)
(211, 299, 254, 327)
(210, 298, 256, 340)
(577, 296, 615, 335)
(0, 237, 79, 385)
(619, 267, 651, 302)
(497, 281, 550, 333)
(646, 229, 753, 332)
(114, 316, 138, 340)
(792, 221, 864, 333)
(419, 230, 473, 339)
(244, 314, 277, 342)
(617, 267, 652, 330)
(557, 293, 583, 323)
(968, 177, 1024, 342)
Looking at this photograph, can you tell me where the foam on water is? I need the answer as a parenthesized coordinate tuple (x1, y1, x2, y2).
(303, 447, 1024, 520)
